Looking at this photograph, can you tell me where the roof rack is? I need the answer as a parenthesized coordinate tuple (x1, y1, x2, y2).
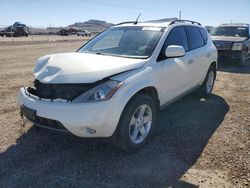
(116, 19, 202, 26)
(116, 18, 176, 26)
(144, 18, 178, 23)
(169, 19, 201, 26)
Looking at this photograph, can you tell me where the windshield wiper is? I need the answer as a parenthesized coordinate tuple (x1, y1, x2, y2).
(85, 50, 106, 55)
(95, 51, 108, 56)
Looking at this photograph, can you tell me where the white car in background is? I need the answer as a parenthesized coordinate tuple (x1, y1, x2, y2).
(18, 19, 217, 152)
(77, 30, 91, 36)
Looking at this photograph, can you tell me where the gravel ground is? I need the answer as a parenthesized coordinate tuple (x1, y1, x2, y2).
(0, 41, 249, 187)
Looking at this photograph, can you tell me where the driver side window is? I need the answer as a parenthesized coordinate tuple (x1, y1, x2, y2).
(164, 27, 189, 51)
(158, 26, 189, 61)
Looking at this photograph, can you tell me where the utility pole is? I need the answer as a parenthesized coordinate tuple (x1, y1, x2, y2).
(179, 10, 182, 19)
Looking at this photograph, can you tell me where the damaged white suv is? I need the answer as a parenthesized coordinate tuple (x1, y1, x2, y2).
(18, 19, 217, 152)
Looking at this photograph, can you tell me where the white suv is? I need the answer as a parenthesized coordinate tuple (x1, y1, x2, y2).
(18, 19, 217, 152)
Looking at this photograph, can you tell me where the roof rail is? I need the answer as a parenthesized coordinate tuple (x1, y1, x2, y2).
(169, 19, 201, 26)
(116, 21, 137, 26)
(144, 18, 178, 23)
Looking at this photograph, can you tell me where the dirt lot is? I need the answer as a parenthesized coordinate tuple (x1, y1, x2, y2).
(0, 40, 249, 187)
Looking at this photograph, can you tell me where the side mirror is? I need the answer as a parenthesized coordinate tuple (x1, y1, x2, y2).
(165, 45, 185, 58)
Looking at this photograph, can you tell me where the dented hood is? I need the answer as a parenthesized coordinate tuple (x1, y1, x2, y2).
(33, 52, 146, 83)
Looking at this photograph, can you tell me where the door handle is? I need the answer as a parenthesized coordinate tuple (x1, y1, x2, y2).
(188, 59, 194, 64)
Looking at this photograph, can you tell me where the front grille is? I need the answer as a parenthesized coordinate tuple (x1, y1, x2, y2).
(28, 80, 97, 101)
(35, 115, 67, 131)
(213, 41, 232, 50)
(21, 105, 67, 131)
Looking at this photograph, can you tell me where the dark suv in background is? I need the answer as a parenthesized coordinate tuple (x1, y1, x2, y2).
(211, 23, 250, 66)
(0, 22, 29, 37)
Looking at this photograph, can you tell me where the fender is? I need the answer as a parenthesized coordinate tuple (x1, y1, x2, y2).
(111, 65, 160, 118)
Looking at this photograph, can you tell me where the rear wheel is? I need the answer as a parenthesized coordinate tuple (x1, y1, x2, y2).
(112, 94, 156, 152)
(198, 65, 216, 98)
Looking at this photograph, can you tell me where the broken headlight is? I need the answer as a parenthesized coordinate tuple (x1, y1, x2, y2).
(72, 80, 124, 103)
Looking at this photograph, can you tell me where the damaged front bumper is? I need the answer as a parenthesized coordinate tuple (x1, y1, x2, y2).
(20, 105, 69, 132)
(17, 87, 123, 137)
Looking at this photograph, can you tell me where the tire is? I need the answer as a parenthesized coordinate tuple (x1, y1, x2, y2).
(198, 65, 216, 98)
(112, 94, 157, 152)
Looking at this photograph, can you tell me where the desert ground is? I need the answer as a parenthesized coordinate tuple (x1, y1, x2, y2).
(0, 36, 249, 187)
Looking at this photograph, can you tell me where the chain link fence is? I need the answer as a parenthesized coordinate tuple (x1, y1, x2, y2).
(0, 25, 95, 44)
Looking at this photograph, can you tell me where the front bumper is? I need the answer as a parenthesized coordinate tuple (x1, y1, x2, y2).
(218, 50, 243, 62)
(17, 87, 124, 137)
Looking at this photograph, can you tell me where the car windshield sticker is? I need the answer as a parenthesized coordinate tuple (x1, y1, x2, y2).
(238, 27, 246, 30)
(142, 27, 162, 31)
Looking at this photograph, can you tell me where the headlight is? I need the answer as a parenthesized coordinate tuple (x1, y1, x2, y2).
(72, 80, 124, 103)
(232, 43, 243, 50)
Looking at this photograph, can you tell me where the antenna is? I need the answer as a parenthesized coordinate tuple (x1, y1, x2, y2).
(134, 13, 141, 24)
(179, 10, 182, 19)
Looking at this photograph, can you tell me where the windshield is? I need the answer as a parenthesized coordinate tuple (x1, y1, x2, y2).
(78, 26, 164, 58)
(210, 26, 248, 37)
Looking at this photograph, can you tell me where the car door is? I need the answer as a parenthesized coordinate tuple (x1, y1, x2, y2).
(157, 26, 193, 105)
(185, 26, 208, 85)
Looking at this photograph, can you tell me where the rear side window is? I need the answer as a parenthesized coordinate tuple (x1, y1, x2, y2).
(187, 26, 205, 50)
(164, 27, 189, 52)
(199, 28, 208, 43)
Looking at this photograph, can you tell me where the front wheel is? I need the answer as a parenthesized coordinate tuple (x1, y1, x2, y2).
(198, 65, 216, 98)
(112, 94, 156, 152)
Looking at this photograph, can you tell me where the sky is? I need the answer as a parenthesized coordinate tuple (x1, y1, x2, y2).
(0, 0, 249, 28)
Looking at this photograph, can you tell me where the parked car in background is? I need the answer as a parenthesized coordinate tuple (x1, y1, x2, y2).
(18, 19, 217, 152)
(58, 28, 78, 36)
(58, 29, 69, 36)
(13, 22, 26, 27)
(0, 22, 29, 37)
(77, 30, 91, 36)
(68, 28, 78, 35)
(211, 23, 250, 66)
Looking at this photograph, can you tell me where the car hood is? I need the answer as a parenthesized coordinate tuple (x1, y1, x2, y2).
(33, 52, 147, 83)
(211, 36, 247, 42)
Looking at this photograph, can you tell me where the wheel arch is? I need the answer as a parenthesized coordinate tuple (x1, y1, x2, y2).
(198, 61, 217, 88)
(134, 86, 160, 109)
(210, 61, 217, 70)
(120, 85, 160, 112)
(112, 84, 160, 136)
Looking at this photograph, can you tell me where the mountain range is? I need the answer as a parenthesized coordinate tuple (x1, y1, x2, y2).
(68, 19, 114, 32)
